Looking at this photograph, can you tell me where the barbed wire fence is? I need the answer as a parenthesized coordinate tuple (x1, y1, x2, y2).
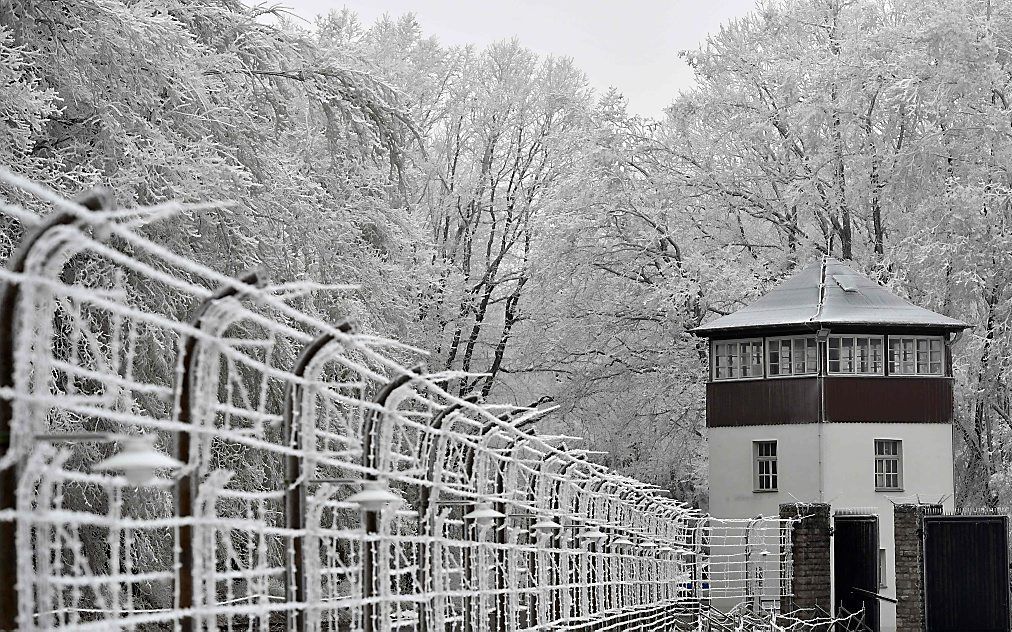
(0, 172, 854, 631)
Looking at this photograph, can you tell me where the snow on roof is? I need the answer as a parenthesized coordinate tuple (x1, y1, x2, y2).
(691, 257, 970, 336)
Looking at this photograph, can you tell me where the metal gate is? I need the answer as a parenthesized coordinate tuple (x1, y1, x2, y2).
(924, 516, 1010, 632)
(834, 515, 880, 632)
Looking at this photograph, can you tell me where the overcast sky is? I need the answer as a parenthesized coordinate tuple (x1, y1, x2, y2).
(278, 0, 760, 118)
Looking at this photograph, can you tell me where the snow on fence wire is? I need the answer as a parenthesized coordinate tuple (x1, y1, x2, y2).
(0, 173, 798, 631)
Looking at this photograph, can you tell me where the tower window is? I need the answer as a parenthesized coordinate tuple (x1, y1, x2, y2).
(767, 336, 818, 376)
(713, 339, 764, 380)
(753, 441, 778, 492)
(827, 335, 884, 375)
(875, 440, 903, 491)
(888, 336, 944, 376)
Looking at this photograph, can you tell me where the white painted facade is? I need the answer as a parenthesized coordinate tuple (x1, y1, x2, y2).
(708, 422, 955, 632)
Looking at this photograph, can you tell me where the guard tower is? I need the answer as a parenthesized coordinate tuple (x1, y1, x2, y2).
(691, 257, 968, 632)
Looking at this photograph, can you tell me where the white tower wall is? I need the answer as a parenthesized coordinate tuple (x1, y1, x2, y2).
(708, 424, 822, 520)
(708, 422, 955, 632)
(821, 422, 955, 632)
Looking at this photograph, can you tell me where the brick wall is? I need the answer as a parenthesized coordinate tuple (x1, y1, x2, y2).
(780, 503, 832, 619)
(893, 504, 939, 632)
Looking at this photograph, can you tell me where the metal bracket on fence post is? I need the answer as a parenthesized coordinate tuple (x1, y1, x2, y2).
(283, 325, 351, 632)
(174, 270, 260, 632)
(0, 189, 108, 632)
(360, 366, 424, 632)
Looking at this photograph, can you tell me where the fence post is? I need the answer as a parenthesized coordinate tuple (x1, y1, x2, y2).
(360, 369, 423, 632)
(553, 459, 586, 623)
(461, 406, 548, 631)
(174, 270, 260, 632)
(283, 326, 351, 632)
(0, 210, 81, 631)
(495, 431, 542, 631)
(779, 502, 832, 622)
(491, 431, 530, 632)
(416, 394, 479, 632)
(0, 189, 110, 631)
(579, 478, 607, 625)
(524, 448, 570, 627)
(894, 503, 939, 632)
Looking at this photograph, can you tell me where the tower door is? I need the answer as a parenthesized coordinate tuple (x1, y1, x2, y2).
(834, 515, 880, 632)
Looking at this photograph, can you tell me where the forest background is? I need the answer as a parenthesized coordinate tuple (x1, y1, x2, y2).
(2, 0, 1010, 511)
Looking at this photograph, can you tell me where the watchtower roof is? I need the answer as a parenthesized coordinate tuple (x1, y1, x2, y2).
(691, 257, 969, 336)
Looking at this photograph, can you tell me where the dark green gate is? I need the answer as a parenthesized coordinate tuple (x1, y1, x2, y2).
(924, 516, 1009, 632)
(834, 515, 880, 632)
